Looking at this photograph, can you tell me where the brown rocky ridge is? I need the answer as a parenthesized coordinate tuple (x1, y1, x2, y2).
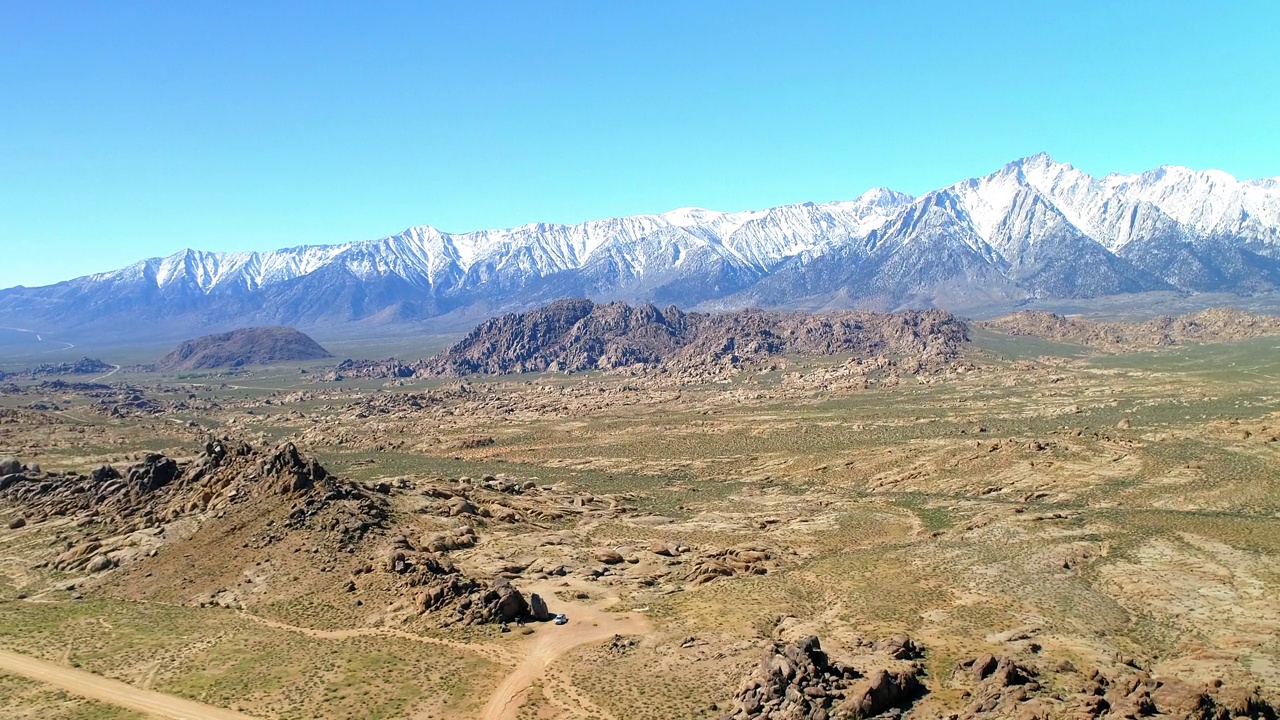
(717, 636, 1278, 720)
(942, 651, 1278, 720)
(978, 307, 1280, 351)
(0, 440, 602, 629)
(0, 439, 386, 574)
(333, 299, 969, 380)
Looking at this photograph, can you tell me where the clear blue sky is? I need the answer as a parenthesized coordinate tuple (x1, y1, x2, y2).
(2, 1, 1278, 288)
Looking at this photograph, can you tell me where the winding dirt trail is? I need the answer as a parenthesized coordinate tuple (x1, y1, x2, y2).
(0, 326, 76, 355)
(241, 580, 651, 720)
(90, 363, 121, 382)
(0, 648, 260, 719)
(0, 584, 647, 720)
(478, 579, 651, 720)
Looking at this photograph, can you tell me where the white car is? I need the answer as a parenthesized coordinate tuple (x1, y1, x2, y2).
(553, 614, 568, 625)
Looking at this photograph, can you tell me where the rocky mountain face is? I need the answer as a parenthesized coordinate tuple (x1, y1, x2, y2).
(154, 326, 332, 371)
(416, 299, 969, 376)
(3, 155, 1279, 340)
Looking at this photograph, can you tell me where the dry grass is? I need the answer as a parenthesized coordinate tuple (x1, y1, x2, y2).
(1, 333, 1279, 716)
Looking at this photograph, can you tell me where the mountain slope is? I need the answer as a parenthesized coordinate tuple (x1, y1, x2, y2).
(2, 156, 1278, 340)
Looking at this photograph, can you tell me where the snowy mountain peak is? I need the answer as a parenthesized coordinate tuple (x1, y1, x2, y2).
(59, 155, 1280, 297)
(662, 207, 726, 227)
(1008, 151, 1059, 170)
(854, 186, 914, 207)
(5, 155, 1279, 339)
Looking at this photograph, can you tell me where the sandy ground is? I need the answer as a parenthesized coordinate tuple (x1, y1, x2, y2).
(0, 648, 259, 719)
(479, 579, 651, 720)
(235, 577, 651, 720)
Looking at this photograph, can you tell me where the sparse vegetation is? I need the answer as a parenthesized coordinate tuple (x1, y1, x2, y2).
(0, 323, 1278, 718)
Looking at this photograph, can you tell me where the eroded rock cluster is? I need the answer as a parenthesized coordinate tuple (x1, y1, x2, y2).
(979, 307, 1280, 352)
(949, 653, 1279, 720)
(719, 635, 925, 720)
(327, 357, 417, 381)
(686, 544, 775, 585)
(0, 357, 114, 382)
(420, 473, 632, 524)
(2, 438, 387, 570)
(373, 531, 542, 627)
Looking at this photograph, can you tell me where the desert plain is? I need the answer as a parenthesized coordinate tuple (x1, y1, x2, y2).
(0, 307, 1277, 720)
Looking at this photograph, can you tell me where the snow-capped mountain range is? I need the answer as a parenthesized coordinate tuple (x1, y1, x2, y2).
(4, 154, 1280, 339)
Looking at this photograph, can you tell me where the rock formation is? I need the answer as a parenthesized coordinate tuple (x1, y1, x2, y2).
(155, 326, 332, 371)
(376, 531, 538, 627)
(347, 299, 969, 379)
(949, 653, 1279, 720)
(0, 438, 386, 554)
(719, 635, 926, 720)
(0, 357, 114, 382)
(980, 307, 1280, 351)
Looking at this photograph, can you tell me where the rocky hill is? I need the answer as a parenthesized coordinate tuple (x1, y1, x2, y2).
(156, 326, 332, 370)
(0, 439, 544, 627)
(418, 299, 969, 377)
(980, 307, 1280, 351)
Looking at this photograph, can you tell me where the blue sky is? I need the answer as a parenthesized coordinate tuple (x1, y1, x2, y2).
(2, 1, 1278, 288)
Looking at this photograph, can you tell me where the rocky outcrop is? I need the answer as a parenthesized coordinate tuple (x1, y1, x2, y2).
(415, 300, 969, 377)
(1064, 671, 1279, 720)
(127, 453, 180, 494)
(0, 357, 114, 382)
(949, 653, 1279, 720)
(719, 635, 926, 720)
(155, 327, 332, 371)
(953, 654, 1040, 716)
(529, 592, 551, 622)
(255, 442, 330, 494)
(419, 526, 476, 553)
(327, 358, 417, 381)
(980, 307, 1280, 352)
(872, 633, 924, 660)
(380, 533, 538, 627)
(595, 548, 625, 564)
(0, 457, 21, 476)
(416, 474, 629, 525)
(687, 544, 776, 585)
(0, 438, 385, 545)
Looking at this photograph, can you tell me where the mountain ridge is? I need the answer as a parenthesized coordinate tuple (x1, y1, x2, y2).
(4, 155, 1280, 340)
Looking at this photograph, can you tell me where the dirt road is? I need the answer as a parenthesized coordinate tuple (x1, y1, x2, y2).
(90, 363, 121, 382)
(0, 648, 260, 719)
(0, 325, 75, 355)
(479, 579, 651, 720)
(0, 583, 646, 720)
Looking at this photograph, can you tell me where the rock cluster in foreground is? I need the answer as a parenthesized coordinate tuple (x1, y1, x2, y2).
(719, 635, 925, 720)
